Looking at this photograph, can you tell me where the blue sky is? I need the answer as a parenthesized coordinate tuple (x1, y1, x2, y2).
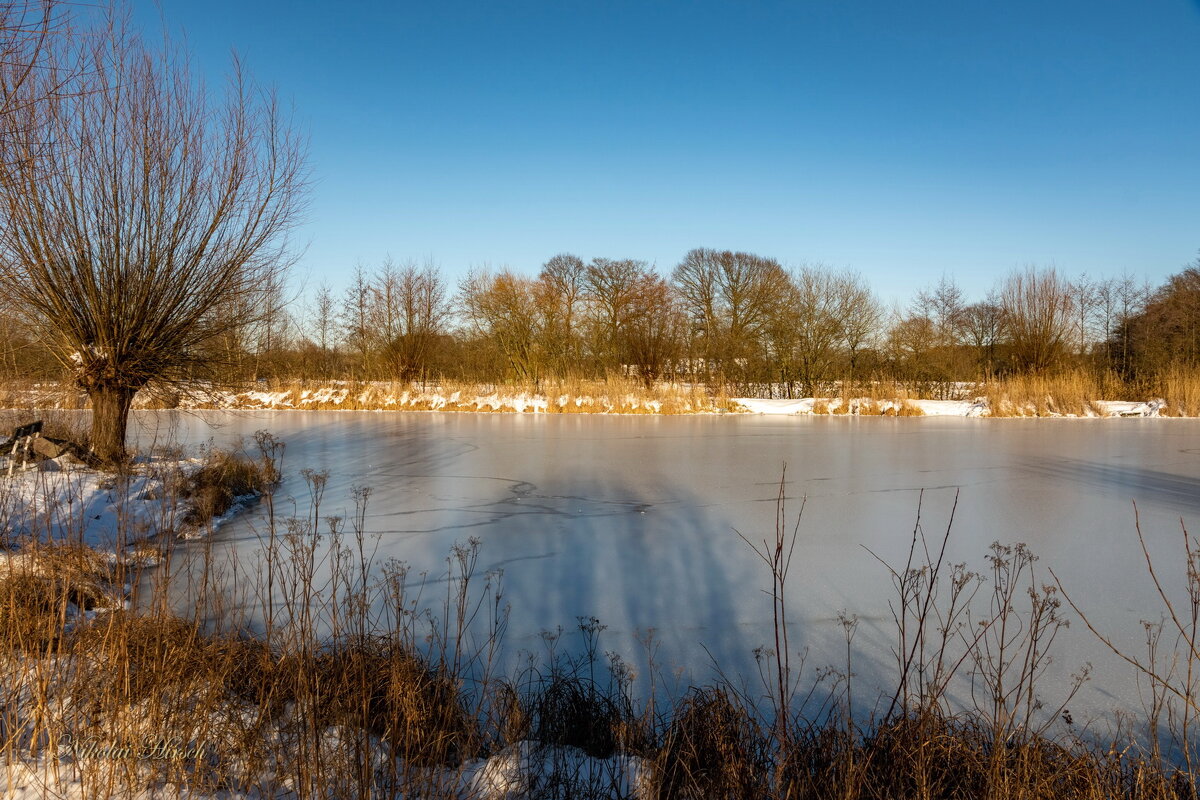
(144, 1, 1200, 304)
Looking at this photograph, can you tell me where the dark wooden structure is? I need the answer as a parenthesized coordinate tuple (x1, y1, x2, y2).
(6, 420, 43, 477)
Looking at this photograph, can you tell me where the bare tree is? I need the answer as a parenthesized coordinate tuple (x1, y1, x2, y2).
(303, 282, 338, 379)
(962, 297, 1003, 374)
(341, 263, 375, 376)
(914, 274, 967, 348)
(581, 258, 645, 373)
(369, 258, 450, 381)
(623, 271, 680, 387)
(997, 267, 1076, 373)
(1096, 271, 1152, 372)
(768, 267, 876, 397)
(1113, 258, 1200, 375)
(885, 312, 940, 387)
(457, 269, 542, 382)
(0, 14, 308, 463)
(837, 271, 881, 382)
(250, 269, 294, 381)
(0, 2, 69, 149)
(911, 274, 970, 389)
(671, 248, 720, 378)
(1070, 274, 1097, 358)
(671, 248, 789, 385)
(535, 253, 585, 375)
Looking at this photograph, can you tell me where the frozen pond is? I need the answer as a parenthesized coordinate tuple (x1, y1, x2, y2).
(135, 410, 1200, 726)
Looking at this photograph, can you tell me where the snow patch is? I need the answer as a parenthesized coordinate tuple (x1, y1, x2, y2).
(732, 398, 817, 415)
(4, 740, 652, 800)
(464, 741, 650, 799)
(1091, 399, 1165, 418)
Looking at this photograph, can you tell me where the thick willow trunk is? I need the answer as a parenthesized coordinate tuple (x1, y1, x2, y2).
(88, 385, 136, 465)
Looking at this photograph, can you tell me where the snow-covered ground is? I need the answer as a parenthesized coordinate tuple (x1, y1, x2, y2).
(1, 457, 172, 552)
(0, 450, 248, 553)
(4, 741, 650, 800)
(1089, 398, 1168, 417)
(732, 396, 990, 416)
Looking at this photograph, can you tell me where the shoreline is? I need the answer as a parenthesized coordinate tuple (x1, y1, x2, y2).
(0, 380, 1175, 418)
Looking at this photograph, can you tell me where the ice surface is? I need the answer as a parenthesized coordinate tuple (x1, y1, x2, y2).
(117, 410, 1200, 733)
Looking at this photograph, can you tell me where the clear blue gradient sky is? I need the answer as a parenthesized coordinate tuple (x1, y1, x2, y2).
(144, 1, 1200, 303)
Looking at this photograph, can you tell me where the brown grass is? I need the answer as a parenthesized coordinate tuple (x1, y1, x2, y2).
(306, 641, 475, 766)
(976, 368, 1200, 418)
(179, 445, 279, 529)
(983, 371, 1109, 417)
(653, 687, 767, 798)
(749, 370, 1195, 418)
(0, 543, 115, 651)
(0, 377, 736, 416)
(195, 367, 1200, 417)
(1155, 365, 1200, 417)
(525, 676, 631, 759)
(807, 397, 926, 417)
(0, 571, 68, 651)
(777, 711, 1125, 800)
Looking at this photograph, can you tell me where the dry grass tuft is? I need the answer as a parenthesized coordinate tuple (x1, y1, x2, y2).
(1157, 366, 1200, 417)
(306, 641, 475, 767)
(484, 680, 531, 749)
(530, 676, 629, 759)
(180, 446, 278, 528)
(0, 543, 115, 652)
(70, 611, 206, 701)
(804, 397, 926, 417)
(983, 371, 1101, 417)
(779, 726, 864, 800)
(978, 369, 1164, 417)
(0, 572, 67, 651)
(652, 687, 767, 799)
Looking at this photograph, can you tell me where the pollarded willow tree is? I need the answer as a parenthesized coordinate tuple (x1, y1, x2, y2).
(0, 13, 308, 464)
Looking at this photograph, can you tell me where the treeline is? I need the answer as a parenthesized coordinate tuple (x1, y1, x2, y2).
(2, 249, 1197, 397)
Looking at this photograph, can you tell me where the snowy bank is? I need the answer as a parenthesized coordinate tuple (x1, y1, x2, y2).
(732, 396, 1165, 418)
(0, 443, 274, 552)
(0, 380, 1177, 417)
